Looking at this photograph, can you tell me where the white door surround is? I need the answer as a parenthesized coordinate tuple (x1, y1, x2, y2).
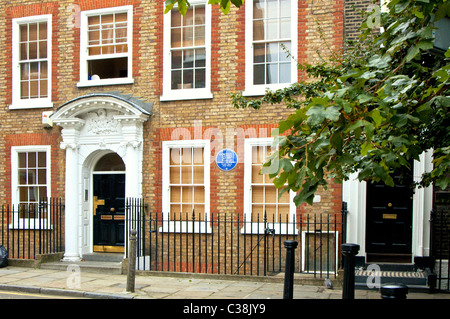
(51, 93, 151, 261)
(342, 152, 434, 262)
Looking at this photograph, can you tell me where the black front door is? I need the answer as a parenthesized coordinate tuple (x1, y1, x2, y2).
(93, 173, 126, 252)
(366, 171, 414, 262)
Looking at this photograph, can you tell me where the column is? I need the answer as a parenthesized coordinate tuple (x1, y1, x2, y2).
(62, 142, 81, 261)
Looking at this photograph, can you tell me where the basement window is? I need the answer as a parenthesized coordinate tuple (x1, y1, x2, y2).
(78, 6, 133, 87)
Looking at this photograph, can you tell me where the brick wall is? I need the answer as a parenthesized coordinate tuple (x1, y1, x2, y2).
(0, 0, 345, 217)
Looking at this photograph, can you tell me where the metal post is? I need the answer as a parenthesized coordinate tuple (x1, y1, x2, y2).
(341, 243, 360, 299)
(283, 240, 298, 299)
(380, 283, 408, 299)
(127, 229, 137, 293)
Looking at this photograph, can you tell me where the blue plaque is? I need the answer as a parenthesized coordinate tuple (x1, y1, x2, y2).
(216, 149, 238, 171)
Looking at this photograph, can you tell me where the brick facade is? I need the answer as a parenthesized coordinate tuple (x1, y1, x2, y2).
(0, 0, 345, 251)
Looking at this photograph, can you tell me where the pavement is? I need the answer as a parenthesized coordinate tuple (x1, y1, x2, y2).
(0, 264, 449, 301)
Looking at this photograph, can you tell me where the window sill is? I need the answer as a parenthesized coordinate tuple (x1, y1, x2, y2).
(240, 222, 298, 235)
(9, 222, 53, 230)
(9, 101, 53, 110)
(160, 90, 213, 102)
(77, 78, 135, 88)
(243, 83, 294, 97)
(158, 220, 212, 233)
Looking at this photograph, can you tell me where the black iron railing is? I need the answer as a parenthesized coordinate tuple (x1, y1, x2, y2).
(125, 198, 348, 278)
(0, 198, 64, 259)
(430, 206, 450, 292)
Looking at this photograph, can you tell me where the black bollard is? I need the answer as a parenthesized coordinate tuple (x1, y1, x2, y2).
(283, 240, 298, 299)
(380, 283, 408, 299)
(341, 243, 360, 299)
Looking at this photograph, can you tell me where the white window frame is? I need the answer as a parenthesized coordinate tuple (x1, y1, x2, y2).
(243, 0, 298, 97)
(243, 138, 297, 234)
(162, 139, 211, 233)
(77, 5, 134, 87)
(160, 0, 213, 101)
(10, 145, 52, 229)
(10, 15, 53, 110)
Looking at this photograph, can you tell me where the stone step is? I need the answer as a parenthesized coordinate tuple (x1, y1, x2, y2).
(355, 268, 430, 291)
(40, 253, 124, 275)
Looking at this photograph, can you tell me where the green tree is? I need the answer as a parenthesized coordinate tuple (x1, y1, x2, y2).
(165, 0, 243, 15)
(165, 0, 449, 206)
(231, 0, 450, 205)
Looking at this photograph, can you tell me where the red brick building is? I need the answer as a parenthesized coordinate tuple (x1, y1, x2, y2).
(0, 0, 440, 276)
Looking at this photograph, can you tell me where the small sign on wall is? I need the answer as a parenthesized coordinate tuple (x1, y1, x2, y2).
(216, 149, 238, 171)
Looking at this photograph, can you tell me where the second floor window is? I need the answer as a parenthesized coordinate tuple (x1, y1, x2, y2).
(11, 15, 52, 109)
(79, 6, 133, 87)
(244, 0, 298, 96)
(161, 1, 212, 101)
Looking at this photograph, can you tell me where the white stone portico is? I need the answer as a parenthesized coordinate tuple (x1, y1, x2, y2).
(51, 93, 151, 261)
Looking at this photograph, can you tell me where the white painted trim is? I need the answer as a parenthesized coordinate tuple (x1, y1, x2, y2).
(301, 230, 339, 274)
(10, 145, 52, 229)
(161, 0, 213, 101)
(243, 138, 297, 234)
(342, 152, 434, 259)
(243, 0, 298, 96)
(10, 15, 53, 110)
(78, 6, 133, 87)
(162, 139, 211, 233)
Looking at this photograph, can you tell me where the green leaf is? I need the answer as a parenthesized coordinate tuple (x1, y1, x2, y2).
(370, 109, 384, 128)
(406, 45, 420, 62)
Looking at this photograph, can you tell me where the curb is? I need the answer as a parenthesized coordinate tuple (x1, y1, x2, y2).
(0, 284, 135, 299)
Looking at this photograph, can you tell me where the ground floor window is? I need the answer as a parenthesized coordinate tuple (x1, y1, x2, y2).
(11, 145, 51, 227)
(162, 140, 210, 231)
(243, 138, 296, 234)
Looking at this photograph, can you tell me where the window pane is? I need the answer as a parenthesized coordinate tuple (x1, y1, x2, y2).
(19, 153, 27, 168)
(195, 68, 206, 88)
(20, 43, 28, 61)
(267, 0, 279, 19)
(181, 166, 192, 184)
(171, 70, 182, 89)
(171, 186, 181, 202)
(195, 6, 205, 25)
(267, 42, 278, 62)
(38, 169, 47, 184)
(183, 26, 194, 47)
(21, 82, 29, 99)
(266, 63, 278, 84)
(254, 43, 265, 63)
(183, 69, 194, 88)
(171, 10, 182, 27)
(253, 64, 265, 85)
(28, 152, 36, 167)
(252, 186, 264, 203)
(194, 186, 204, 203)
(20, 64, 29, 81)
(194, 25, 205, 46)
(253, 20, 265, 41)
(29, 42, 38, 59)
(193, 166, 204, 184)
(253, 0, 265, 19)
(38, 22, 47, 40)
(265, 186, 277, 203)
(172, 50, 182, 69)
(279, 63, 291, 83)
(39, 40, 47, 59)
(183, 49, 194, 68)
(20, 24, 28, 42)
(29, 23, 37, 41)
(170, 166, 180, 184)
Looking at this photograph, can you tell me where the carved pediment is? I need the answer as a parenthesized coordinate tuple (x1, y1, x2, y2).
(83, 109, 121, 135)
